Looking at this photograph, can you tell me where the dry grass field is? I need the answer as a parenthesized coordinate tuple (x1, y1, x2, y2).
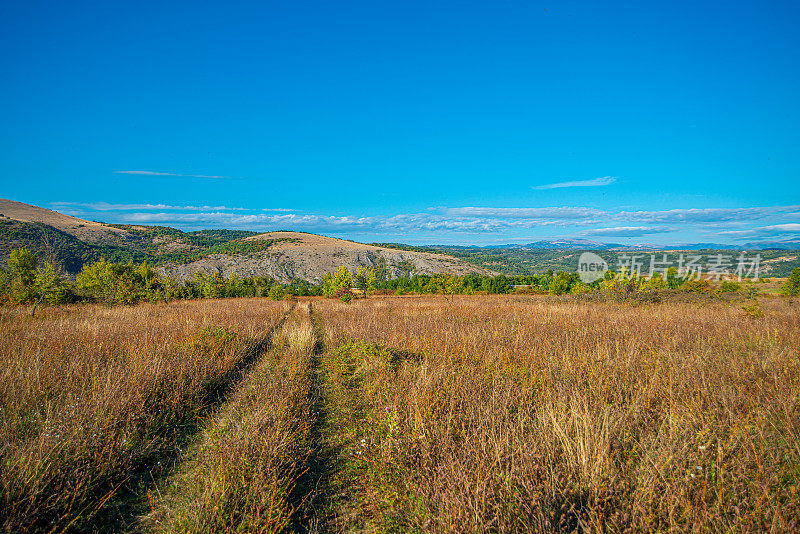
(0, 299, 290, 532)
(1, 294, 798, 532)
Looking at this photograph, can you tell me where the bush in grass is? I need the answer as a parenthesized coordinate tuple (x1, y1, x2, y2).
(76, 258, 165, 304)
(322, 266, 353, 297)
(782, 267, 800, 296)
(332, 287, 352, 303)
(718, 280, 741, 293)
(0, 248, 73, 305)
(682, 279, 711, 293)
(268, 284, 285, 301)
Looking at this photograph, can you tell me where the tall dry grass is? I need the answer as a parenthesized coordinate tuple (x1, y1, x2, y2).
(145, 305, 318, 533)
(313, 295, 800, 531)
(0, 298, 288, 532)
(2, 294, 798, 532)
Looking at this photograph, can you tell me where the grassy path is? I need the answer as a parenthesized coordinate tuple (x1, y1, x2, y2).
(286, 303, 331, 533)
(291, 306, 409, 533)
(95, 305, 295, 532)
(138, 304, 321, 533)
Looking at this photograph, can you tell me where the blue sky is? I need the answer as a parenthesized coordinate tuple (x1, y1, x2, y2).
(1, 0, 799, 245)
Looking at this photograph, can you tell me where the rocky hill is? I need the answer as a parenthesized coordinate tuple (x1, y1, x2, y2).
(158, 231, 491, 283)
(0, 199, 493, 282)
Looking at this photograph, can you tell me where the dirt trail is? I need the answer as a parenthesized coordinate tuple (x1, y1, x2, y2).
(94, 304, 295, 533)
(289, 303, 378, 533)
(288, 303, 333, 533)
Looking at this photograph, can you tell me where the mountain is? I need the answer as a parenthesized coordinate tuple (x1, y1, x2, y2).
(0, 199, 494, 283)
(661, 241, 800, 251)
(0, 198, 135, 246)
(519, 239, 625, 250)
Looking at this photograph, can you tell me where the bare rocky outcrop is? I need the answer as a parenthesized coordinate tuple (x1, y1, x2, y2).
(157, 231, 493, 283)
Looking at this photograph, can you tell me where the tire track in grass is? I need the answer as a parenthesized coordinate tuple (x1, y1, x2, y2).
(93, 303, 295, 533)
(295, 330, 428, 532)
(287, 302, 332, 533)
(289, 304, 387, 533)
(137, 304, 321, 533)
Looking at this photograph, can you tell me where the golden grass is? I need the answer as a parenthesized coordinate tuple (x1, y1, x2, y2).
(1, 294, 798, 532)
(0, 298, 288, 532)
(144, 306, 317, 532)
(312, 295, 800, 531)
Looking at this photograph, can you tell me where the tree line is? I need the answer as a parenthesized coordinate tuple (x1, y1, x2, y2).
(0, 248, 321, 307)
(2, 247, 798, 308)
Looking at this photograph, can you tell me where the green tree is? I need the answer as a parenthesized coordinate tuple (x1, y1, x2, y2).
(9, 248, 37, 287)
(354, 266, 376, 298)
(443, 274, 463, 300)
(549, 272, 573, 295)
(76, 258, 117, 303)
(642, 273, 667, 290)
(782, 267, 800, 296)
(6, 248, 39, 303)
(321, 273, 333, 297)
(333, 266, 352, 290)
(268, 284, 284, 301)
(76, 259, 164, 304)
(666, 266, 682, 289)
(35, 262, 72, 305)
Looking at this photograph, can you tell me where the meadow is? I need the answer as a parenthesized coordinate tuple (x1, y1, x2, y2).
(1, 294, 798, 532)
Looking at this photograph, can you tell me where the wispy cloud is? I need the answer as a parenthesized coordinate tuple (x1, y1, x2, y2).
(91, 211, 380, 231)
(718, 222, 800, 238)
(531, 176, 617, 190)
(583, 226, 672, 237)
(114, 170, 230, 179)
(617, 205, 800, 223)
(51, 201, 249, 211)
(442, 206, 604, 219)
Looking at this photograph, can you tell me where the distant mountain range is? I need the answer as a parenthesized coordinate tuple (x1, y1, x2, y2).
(1, 198, 798, 280)
(478, 239, 800, 251)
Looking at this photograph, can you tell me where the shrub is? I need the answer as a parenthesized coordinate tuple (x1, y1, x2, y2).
(742, 301, 764, 318)
(76, 259, 164, 304)
(682, 279, 711, 293)
(718, 280, 741, 292)
(268, 284, 284, 301)
(332, 287, 352, 303)
(782, 267, 800, 296)
(35, 262, 72, 304)
(323, 266, 353, 297)
(549, 271, 575, 295)
(4, 248, 39, 303)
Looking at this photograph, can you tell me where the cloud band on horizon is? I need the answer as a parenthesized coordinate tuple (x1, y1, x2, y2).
(52, 201, 800, 245)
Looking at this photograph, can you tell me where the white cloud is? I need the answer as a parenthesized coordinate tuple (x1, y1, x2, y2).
(114, 170, 230, 179)
(718, 222, 800, 239)
(618, 205, 800, 223)
(583, 226, 672, 237)
(442, 206, 604, 219)
(53, 198, 800, 244)
(52, 201, 248, 211)
(762, 223, 800, 232)
(531, 176, 617, 190)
